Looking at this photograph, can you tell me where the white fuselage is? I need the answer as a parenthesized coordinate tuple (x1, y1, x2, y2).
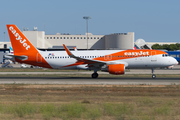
(39, 50, 178, 70)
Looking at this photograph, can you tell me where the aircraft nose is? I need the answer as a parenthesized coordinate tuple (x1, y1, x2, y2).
(173, 58, 178, 65)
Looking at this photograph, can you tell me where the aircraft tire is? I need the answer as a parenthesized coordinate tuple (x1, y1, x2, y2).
(92, 73, 98, 78)
(152, 74, 156, 79)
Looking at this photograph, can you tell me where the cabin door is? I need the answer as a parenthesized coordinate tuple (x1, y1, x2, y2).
(151, 51, 157, 62)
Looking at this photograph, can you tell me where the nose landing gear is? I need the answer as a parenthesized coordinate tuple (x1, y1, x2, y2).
(151, 68, 156, 79)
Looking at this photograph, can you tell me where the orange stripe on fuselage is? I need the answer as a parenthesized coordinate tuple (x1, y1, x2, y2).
(94, 49, 167, 61)
(62, 49, 167, 68)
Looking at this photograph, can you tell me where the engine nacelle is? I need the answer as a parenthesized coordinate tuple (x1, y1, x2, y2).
(101, 64, 125, 75)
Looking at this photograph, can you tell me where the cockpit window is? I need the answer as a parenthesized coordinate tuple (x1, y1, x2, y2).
(162, 54, 168, 57)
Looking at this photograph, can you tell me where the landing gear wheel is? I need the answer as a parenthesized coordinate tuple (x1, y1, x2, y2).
(92, 73, 98, 78)
(152, 74, 156, 79)
(151, 68, 156, 79)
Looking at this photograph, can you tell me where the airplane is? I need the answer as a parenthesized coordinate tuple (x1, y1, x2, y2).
(73, 47, 77, 51)
(6, 24, 178, 79)
(9, 46, 14, 54)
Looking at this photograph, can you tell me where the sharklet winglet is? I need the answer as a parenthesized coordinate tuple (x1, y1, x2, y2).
(63, 44, 73, 56)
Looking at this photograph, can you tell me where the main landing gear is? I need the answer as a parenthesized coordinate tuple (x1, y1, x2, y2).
(92, 72, 98, 78)
(151, 68, 156, 79)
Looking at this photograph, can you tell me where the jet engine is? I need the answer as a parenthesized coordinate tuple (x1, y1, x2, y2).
(101, 64, 125, 75)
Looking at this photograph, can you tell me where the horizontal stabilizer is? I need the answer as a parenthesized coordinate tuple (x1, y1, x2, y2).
(5, 54, 28, 61)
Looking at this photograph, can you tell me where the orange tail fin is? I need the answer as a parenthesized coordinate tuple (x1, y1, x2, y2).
(6, 24, 38, 55)
(6, 24, 52, 68)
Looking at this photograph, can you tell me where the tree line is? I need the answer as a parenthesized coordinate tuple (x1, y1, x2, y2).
(151, 43, 180, 51)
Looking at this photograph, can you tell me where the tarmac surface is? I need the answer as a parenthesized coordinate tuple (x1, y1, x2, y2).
(0, 76, 179, 85)
(0, 64, 180, 85)
(0, 69, 179, 75)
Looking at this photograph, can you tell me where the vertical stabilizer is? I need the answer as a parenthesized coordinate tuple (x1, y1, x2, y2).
(6, 24, 52, 68)
(6, 25, 38, 55)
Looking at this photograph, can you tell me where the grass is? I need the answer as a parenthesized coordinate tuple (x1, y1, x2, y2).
(0, 102, 133, 120)
(85, 106, 102, 119)
(13, 103, 36, 117)
(0, 103, 101, 120)
(0, 101, 175, 120)
(103, 103, 134, 117)
(138, 97, 154, 106)
(0, 103, 36, 118)
(58, 103, 87, 118)
(154, 105, 171, 115)
(40, 104, 55, 120)
(0, 84, 180, 119)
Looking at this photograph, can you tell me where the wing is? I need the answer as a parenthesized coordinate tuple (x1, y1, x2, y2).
(62, 44, 105, 68)
(62, 44, 128, 68)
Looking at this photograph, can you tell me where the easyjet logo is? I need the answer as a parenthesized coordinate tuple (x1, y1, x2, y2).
(124, 51, 149, 56)
(9, 26, 30, 50)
